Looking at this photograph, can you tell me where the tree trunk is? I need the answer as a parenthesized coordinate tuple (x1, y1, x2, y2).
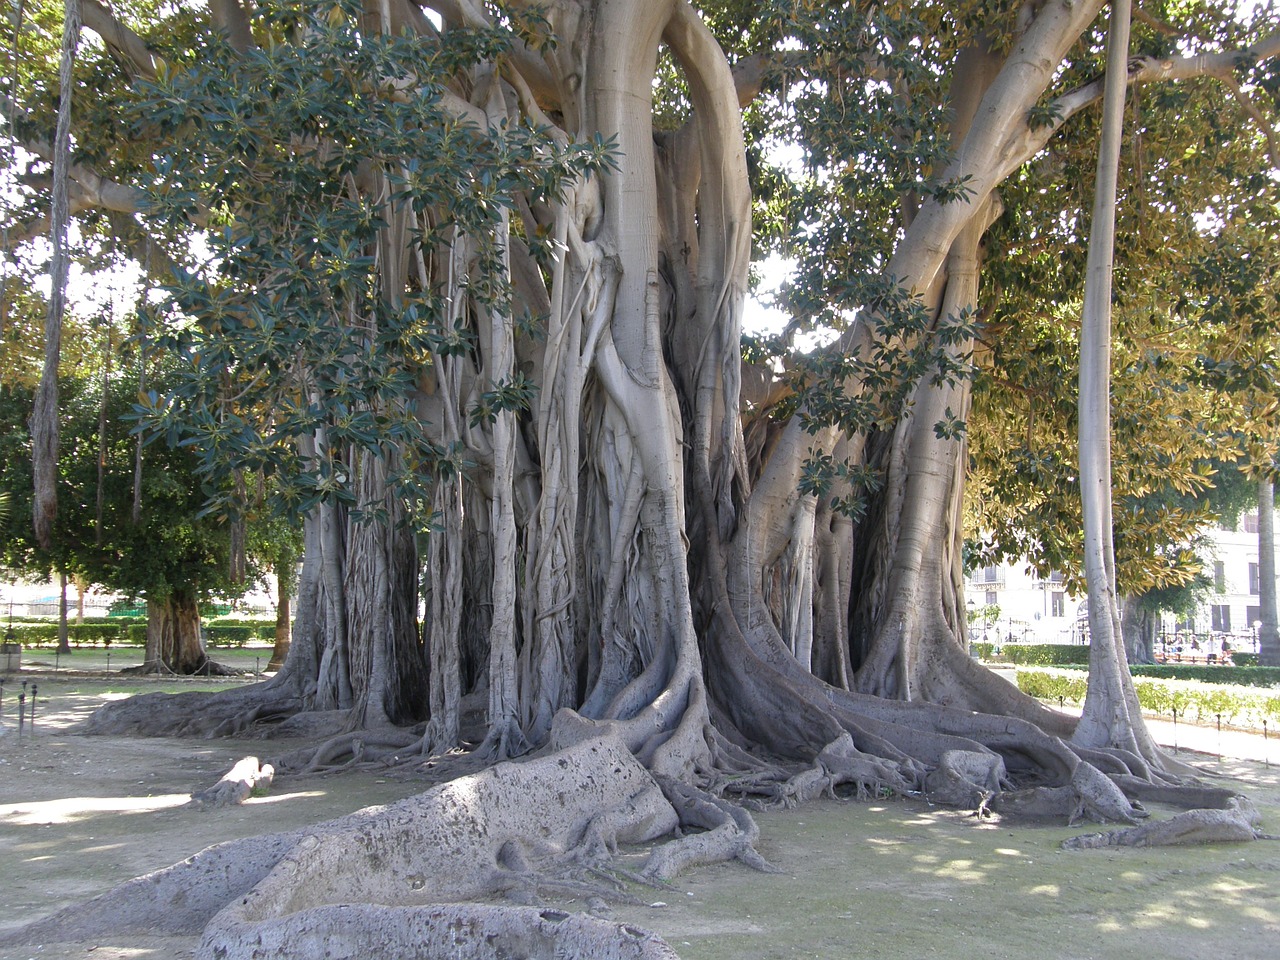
(144, 590, 209, 675)
(1070, 0, 1161, 766)
(1120, 595, 1156, 665)
(1258, 478, 1279, 666)
(267, 567, 290, 673)
(57, 570, 70, 655)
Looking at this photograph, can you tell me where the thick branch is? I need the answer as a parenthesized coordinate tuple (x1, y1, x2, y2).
(81, 0, 157, 80)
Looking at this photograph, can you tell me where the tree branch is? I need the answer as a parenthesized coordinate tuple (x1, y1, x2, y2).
(208, 0, 253, 53)
(1020, 27, 1280, 175)
(81, 0, 157, 81)
(22, 138, 149, 217)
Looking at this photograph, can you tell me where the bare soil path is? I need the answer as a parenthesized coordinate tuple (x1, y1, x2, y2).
(2, 678, 1278, 960)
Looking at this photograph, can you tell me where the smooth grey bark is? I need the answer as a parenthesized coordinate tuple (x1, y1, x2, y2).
(1070, 0, 1159, 765)
(1259, 478, 1279, 666)
(1120, 595, 1156, 665)
(31, 0, 80, 549)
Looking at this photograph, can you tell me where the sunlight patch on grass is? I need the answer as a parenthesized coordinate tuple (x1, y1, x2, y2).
(0, 793, 190, 824)
(243, 790, 326, 805)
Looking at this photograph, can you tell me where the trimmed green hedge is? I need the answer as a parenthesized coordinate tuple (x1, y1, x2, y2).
(1017, 668, 1280, 728)
(205, 619, 276, 647)
(10, 616, 280, 648)
(1131, 664, 1280, 687)
(1233, 653, 1259, 667)
(1046, 662, 1280, 688)
(4, 622, 132, 645)
(971, 642, 1090, 665)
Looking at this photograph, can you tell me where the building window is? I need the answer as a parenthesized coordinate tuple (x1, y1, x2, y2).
(1249, 563, 1260, 595)
(1248, 605, 1262, 627)
(978, 565, 999, 583)
(1211, 605, 1231, 632)
(985, 589, 998, 607)
(1051, 592, 1065, 618)
(1214, 561, 1226, 593)
(1244, 512, 1260, 534)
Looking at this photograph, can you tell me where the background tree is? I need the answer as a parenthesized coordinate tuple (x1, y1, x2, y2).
(0, 357, 253, 673)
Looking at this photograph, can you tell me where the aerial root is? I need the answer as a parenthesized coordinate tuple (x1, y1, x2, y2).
(1062, 796, 1275, 849)
(642, 776, 778, 880)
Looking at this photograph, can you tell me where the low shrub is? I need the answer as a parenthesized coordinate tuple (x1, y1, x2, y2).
(1129, 664, 1280, 687)
(1000, 644, 1090, 666)
(4, 622, 129, 645)
(1014, 669, 1087, 704)
(1017, 668, 1280, 729)
(206, 624, 255, 647)
(1233, 652, 1259, 667)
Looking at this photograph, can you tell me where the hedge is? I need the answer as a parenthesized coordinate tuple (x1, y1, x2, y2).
(970, 642, 1090, 665)
(7, 618, 280, 646)
(1042, 662, 1280, 688)
(4, 622, 132, 645)
(1017, 668, 1280, 729)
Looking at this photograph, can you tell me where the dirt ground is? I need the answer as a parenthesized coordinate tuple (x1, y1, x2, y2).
(2, 678, 1278, 960)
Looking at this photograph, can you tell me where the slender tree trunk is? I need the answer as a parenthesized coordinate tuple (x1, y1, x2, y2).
(267, 565, 291, 672)
(1071, 0, 1158, 764)
(1259, 478, 1279, 666)
(32, 0, 80, 549)
(57, 570, 70, 655)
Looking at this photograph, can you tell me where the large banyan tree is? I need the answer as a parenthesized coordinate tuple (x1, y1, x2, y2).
(5, 0, 1280, 956)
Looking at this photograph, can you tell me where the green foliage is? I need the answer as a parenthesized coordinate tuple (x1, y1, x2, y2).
(994, 643, 1091, 666)
(1018, 668, 1280, 728)
(206, 618, 276, 647)
(1132, 664, 1280, 687)
(0, 375, 247, 609)
(4, 622, 130, 645)
(205, 624, 255, 647)
(126, 0, 616, 521)
(1014, 669, 1088, 704)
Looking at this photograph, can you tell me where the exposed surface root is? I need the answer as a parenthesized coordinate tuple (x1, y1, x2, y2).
(642, 776, 778, 880)
(80, 680, 305, 738)
(273, 729, 422, 774)
(1, 733, 681, 959)
(189, 756, 275, 808)
(1062, 796, 1274, 849)
(122, 657, 241, 678)
(925, 749, 1009, 809)
(200, 902, 680, 960)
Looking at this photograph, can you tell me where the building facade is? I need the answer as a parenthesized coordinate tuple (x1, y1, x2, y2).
(966, 508, 1279, 653)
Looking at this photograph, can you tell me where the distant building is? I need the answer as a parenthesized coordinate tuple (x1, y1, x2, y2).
(966, 508, 1278, 653)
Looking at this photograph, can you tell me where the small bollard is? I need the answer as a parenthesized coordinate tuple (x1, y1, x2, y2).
(1265, 720, 1270, 768)
(1058, 696, 1064, 708)
(106, 650, 111, 672)
(1172, 706, 1179, 754)
(1216, 713, 1222, 763)
(17, 693, 25, 736)
(255, 656, 261, 680)
(29, 683, 37, 726)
